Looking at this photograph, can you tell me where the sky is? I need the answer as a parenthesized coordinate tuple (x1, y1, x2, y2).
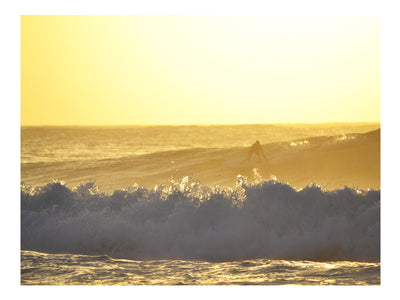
(21, 15, 380, 125)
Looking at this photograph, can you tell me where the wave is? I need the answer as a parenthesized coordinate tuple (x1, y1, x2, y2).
(21, 130, 380, 190)
(21, 129, 380, 190)
(21, 175, 380, 262)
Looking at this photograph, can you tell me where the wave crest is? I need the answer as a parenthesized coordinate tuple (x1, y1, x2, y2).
(21, 176, 380, 261)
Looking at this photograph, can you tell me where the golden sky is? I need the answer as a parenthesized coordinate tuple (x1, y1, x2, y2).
(21, 15, 380, 125)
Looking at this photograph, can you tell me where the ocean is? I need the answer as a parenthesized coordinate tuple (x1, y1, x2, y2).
(20, 123, 380, 285)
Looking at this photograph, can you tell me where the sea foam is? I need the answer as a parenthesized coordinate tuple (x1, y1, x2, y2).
(21, 175, 380, 262)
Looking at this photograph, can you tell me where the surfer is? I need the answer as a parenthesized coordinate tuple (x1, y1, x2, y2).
(241, 140, 267, 164)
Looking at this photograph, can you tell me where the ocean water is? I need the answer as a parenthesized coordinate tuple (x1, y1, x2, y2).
(21, 251, 379, 285)
(21, 123, 380, 285)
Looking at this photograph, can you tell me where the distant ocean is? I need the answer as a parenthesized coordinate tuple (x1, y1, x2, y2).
(21, 123, 380, 285)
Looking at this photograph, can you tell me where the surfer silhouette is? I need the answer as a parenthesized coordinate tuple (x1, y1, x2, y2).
(241, 140, 267, 164)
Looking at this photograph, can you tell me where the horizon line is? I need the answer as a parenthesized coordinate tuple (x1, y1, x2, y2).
(20, 121, 381, 127)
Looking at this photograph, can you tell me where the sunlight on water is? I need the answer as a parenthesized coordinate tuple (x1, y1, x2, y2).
(21, 124, 380, 191)
(289, 139, 309, 147)
(21, 124, 379, 164)
(337, 134, 356, 141)
(21, 251, 380, 285)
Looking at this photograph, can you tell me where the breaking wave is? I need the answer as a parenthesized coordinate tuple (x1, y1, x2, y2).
(21, 174, 380, 262)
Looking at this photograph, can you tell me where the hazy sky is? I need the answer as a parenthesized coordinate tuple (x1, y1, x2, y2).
(21, 15, 380, 125)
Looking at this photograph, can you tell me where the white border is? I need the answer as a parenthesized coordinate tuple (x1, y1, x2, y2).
(2, 0, 399, 299)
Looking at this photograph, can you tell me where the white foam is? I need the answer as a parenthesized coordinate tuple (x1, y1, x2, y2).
(21, 177, 380, 261)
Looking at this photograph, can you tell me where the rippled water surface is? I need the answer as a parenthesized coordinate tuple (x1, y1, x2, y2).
(21, 251, 380, 285)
